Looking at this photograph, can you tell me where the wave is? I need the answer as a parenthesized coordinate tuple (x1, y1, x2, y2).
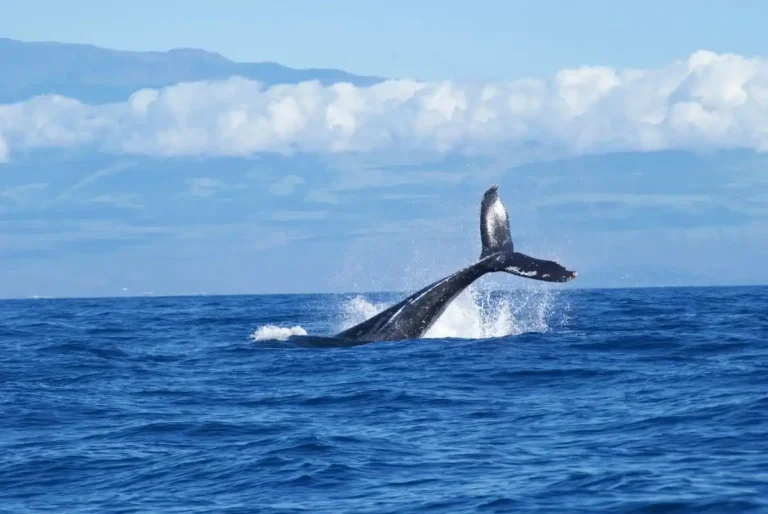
(250, 324, 307, 341)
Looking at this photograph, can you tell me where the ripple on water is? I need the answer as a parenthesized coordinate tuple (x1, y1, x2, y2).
(0, 287, 767, 512)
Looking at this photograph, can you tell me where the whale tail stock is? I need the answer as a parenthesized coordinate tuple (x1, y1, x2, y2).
(480, 185, 577, 283)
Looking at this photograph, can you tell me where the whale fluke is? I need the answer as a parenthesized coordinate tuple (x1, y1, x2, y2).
(480, 184, 575, 282)
(334, 185, 577, 342)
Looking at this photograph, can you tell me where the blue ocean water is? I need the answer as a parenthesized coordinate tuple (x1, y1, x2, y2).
(1, 285, 767, 513)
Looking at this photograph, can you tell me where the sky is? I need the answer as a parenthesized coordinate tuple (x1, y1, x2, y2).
(2, 4, 768, 298)
(3, 0, 768, 80)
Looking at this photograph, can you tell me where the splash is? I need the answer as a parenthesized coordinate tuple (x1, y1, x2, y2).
(251, 283, 569, 342)
(250, 324, 307, 341)
(337, 294, 392, 331)
(334, 285, 567, 339)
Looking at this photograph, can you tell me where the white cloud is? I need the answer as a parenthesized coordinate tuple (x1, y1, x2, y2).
(71, 162, 137, 191)
(187, 177, 227, 197)
(89, 194, 145, 210)
(272, 210, 327, 221)
(0, 183, 47, 200)
(269, 174, 305, 195)
(532, 193, 712, 208)
(0, 133, 8, 163)
(305, 190, 340, 205)
(304, 166, 465, 203)
(2, 50, 768, 160)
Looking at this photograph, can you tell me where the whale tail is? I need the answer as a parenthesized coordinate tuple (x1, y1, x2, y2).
(479, 185, 577, 283)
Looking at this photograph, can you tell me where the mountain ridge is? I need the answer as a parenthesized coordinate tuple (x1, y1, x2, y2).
(0, 37, 385, 104)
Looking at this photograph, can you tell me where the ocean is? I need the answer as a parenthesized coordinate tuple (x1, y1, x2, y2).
(1, 285, 767, 513)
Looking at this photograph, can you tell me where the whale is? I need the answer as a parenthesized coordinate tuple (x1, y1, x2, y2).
(335, 185, 577, 342)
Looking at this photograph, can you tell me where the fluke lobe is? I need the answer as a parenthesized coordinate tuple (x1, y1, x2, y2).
(335, 186, 577, 342)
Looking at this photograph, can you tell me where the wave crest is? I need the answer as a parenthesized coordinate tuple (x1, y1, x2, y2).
(250, 324, 307, 341)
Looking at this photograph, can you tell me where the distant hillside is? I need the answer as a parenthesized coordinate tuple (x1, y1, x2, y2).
(0, 38, 385, 104)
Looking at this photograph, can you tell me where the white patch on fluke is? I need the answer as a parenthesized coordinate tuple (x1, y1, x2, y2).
(506, 266, 538, 277)
(491, 197, 507, 221)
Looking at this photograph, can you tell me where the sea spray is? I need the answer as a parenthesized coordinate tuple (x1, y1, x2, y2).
(251, 284, 568, 341)
(331, 284, 567, 339)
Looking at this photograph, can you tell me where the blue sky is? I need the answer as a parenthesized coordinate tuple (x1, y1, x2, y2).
(2, 5, 768, 298)
(3, 0, 768, 80)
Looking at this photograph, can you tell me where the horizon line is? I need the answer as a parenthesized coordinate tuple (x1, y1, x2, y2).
(2, 282, 766, 302)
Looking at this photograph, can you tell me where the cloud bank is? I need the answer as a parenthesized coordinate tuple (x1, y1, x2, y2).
(0, 134, 8, 162)
(2, 50, 768, 161)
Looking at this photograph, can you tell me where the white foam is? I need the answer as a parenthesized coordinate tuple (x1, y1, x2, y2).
(250, 324, 307, 341)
